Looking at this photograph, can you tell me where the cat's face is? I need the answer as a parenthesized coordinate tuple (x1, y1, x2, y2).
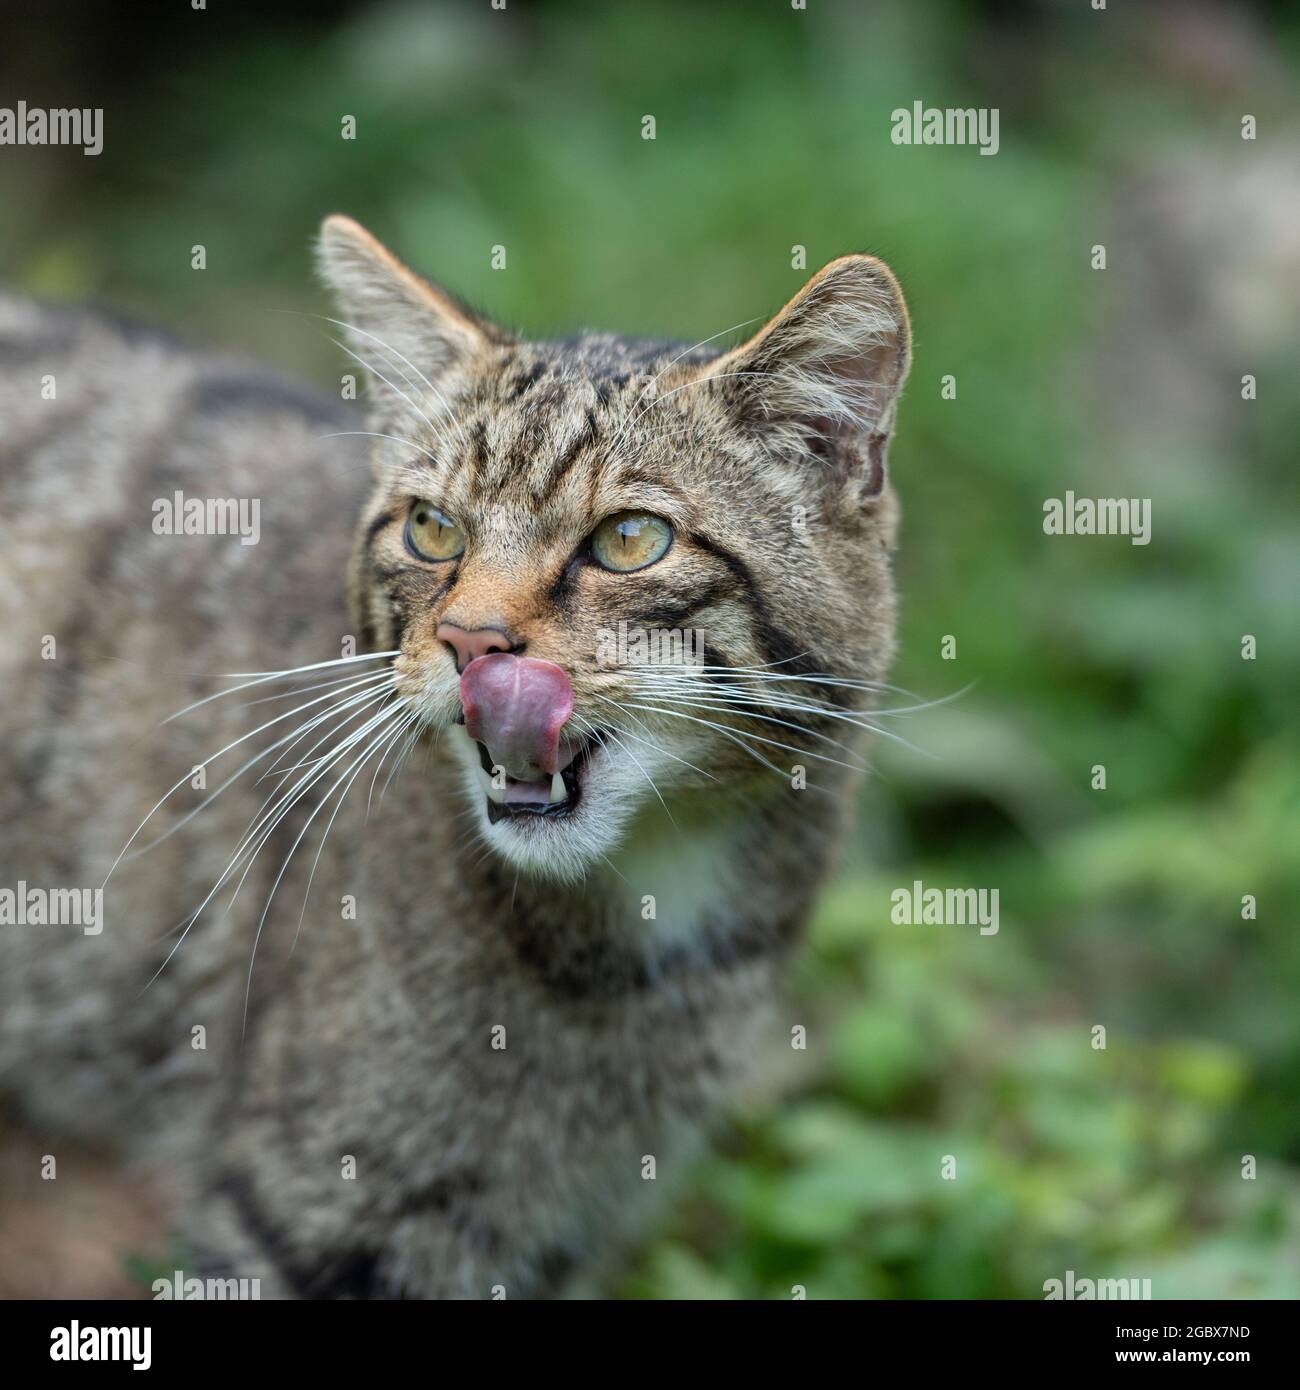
(320, 217, 909, 882)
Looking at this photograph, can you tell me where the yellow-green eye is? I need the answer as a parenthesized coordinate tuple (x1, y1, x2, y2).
(406, 501, 464, 561)
(590, 511, 673, 573)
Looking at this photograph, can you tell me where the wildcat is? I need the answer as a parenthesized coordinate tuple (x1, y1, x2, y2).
(0, 217, 909, 1297)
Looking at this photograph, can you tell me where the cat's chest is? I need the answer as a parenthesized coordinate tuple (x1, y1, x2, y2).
(604, 811, 748, 948)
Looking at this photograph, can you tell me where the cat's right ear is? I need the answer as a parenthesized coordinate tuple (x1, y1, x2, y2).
(316, 215, 505, 402)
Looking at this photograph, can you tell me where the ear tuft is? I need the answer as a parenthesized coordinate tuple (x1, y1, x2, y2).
(315, 215, 501, 407)
(701, 255, 911, 487)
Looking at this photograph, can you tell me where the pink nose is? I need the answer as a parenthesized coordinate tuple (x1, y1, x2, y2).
(436, 622, 512, 673)
(460, 653, 574, 780)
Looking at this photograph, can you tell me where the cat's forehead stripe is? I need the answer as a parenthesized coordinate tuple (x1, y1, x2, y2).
(457, 356, 640, 501)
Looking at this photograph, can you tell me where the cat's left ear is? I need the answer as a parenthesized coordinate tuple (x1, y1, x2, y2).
(316, 215, 508, 403)
(696, 254, 910, 497)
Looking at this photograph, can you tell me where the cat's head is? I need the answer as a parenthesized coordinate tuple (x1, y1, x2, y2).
(318, 215, 909, 883)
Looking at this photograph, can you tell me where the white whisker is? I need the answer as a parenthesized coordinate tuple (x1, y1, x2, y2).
(243, 698, 409, 1028)
(129, 676, 397, 857)
(329, 336, 455, 455)
(617, 700, 864, 775)
(380, 719, 425, 805)
(626, 685, 869, 760)
(141, 696, 405, 992)
(238, 666, 397, 711)
(573, 711, 677, 827)
(288, 702, 413, 960)
(608, 317, 763, 456)
(163, 650, 396, 724)
(105, 664, 398, 887)
(318, 430, 438, 464)
(366, 708, 420, 818)
(589, 696, 718, 782)
(312, 312, 468, 446)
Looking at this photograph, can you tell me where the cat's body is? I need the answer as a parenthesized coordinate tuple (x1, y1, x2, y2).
(0, 222, 908, 1297)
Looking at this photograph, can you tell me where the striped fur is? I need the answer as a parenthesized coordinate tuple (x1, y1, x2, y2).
(0, 218, 909, 1297)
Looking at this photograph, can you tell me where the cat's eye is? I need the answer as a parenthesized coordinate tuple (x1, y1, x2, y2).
(406, 501, 464, 562)
(590, 511, 673, 573)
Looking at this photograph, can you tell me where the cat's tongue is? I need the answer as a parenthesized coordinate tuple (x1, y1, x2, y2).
(460, 653, 574, 785)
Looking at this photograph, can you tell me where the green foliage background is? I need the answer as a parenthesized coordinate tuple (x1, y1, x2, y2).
(3, 0, 1297, 1297)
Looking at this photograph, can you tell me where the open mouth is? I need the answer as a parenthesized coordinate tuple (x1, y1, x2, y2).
(472, 733, 600, 824)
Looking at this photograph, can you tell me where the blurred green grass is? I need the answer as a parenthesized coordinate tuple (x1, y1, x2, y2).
(3, 0, 1297, 1297)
